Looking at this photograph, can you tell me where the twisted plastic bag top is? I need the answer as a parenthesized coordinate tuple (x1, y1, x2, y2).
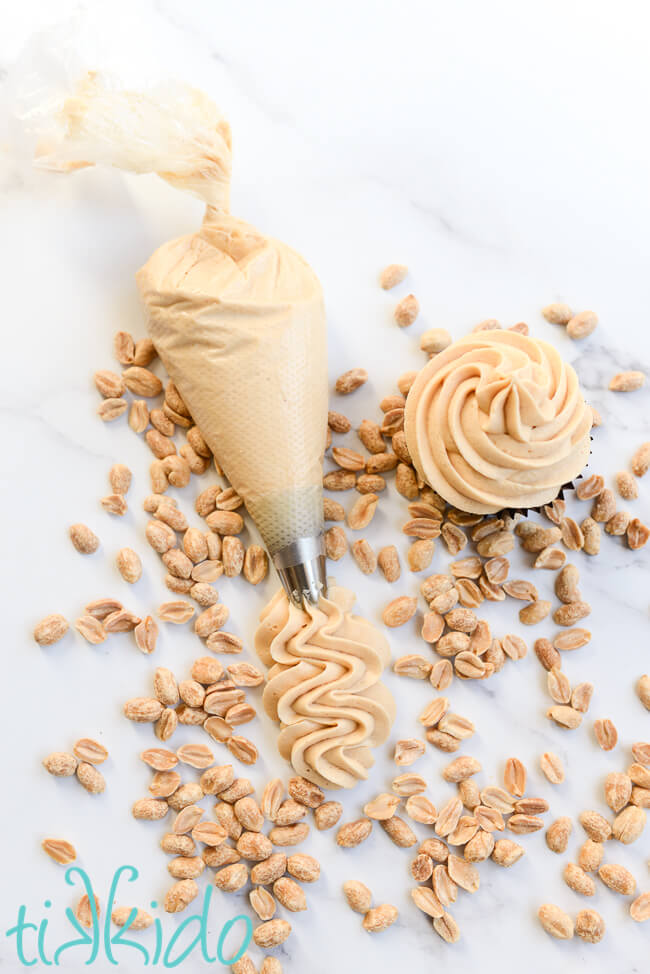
(37, 74, 327, 554)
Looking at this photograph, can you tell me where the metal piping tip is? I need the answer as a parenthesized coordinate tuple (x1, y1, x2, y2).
(272, 536, 327, 607)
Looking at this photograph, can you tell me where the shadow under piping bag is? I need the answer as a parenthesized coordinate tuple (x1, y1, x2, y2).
(37, 76, 328, 604)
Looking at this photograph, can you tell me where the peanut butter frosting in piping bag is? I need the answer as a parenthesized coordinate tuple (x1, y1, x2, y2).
(34, 75, 327, 603)
(405, 330, 592, 514)
(34, 76, 395, 788)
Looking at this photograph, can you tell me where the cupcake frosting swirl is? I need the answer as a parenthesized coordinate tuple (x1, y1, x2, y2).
(254, 585, 395, 789)
(404, 330, 592, 513)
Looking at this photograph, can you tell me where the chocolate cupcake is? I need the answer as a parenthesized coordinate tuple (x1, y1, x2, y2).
(404, 330, 592, 515)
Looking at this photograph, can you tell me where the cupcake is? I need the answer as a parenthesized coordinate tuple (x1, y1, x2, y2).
(404, 330, 592, 514)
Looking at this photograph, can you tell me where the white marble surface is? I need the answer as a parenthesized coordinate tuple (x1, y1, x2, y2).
(1, 2, 650, 972)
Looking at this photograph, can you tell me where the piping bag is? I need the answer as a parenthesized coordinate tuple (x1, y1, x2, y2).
(34, 76, 396, 788)
(36, 75, 327, 605)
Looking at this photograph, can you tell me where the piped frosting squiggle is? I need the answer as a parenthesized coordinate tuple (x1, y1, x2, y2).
(254, 585, 395, 789)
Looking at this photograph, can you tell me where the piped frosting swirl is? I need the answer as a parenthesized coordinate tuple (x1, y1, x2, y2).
(254, 585, 395, 790)
(404, 330, 592, 513)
